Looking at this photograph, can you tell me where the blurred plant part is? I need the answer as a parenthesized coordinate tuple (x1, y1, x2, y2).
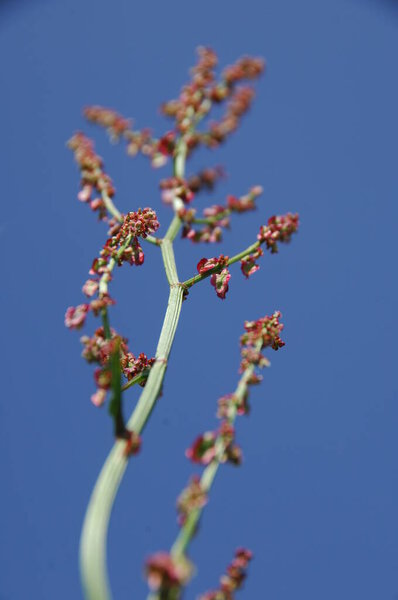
(66, 47, 299, 600)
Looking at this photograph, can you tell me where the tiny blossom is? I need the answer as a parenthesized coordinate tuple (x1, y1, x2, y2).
(198, 547, 253, 600)
(91, 388, 107, 407)
(219, 421, 235, 446)
(187, 166, 225, 193)
(216, 393, 237, 419)
(94, 367, 112, 390)
(159, 176, 194, 205)
(210, 268, 231, 299)
(181, 204, 229, 243)
(145, 553, 190, 592)
(197, 254, 229, 274)
(177, 475, 208, 526)
(239, 348, 270, 372)
(224, 443, 243, 466)
(79, 327, 154, 406)
(82, 279, 99, 297)
(240, 247, 263, 278)
(124, 430, 142, 456)
(64, 304, 89, 330)
(241, 311, 285, 351)
(247, 372, 262, 386)
(83, 106, 132, 140)
(157, 131, 176, 157)
(217, 393, 250, 419)
(67, 133, 115, 216)
(89, 295, 115, 316)
(258, 212, 299, 253)
(227, 185, 262, 213)
(116, 208, 160, 241)
(120, 352, 155, 385)
(186, 432, 217, 465)
(222, 56, 265, 83)
(125, 127, 157, 158)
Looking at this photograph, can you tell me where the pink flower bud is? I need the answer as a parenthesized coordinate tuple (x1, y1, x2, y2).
(64, 304, 89, 330)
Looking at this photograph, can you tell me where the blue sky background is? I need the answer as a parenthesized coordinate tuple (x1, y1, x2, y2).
(1, 1, 397, 599)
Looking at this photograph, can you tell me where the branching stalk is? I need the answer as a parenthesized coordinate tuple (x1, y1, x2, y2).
(182, 240, 261, 289)
(79, 144, 187, 600)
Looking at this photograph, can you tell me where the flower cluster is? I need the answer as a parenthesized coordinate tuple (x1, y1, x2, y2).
(116, 208, 159, 241)
(227, 185, 262, 213)
(198, 548, 253, 600)
(185, 422, 242, 467)
(159, 176, 195, 206)
(240, 311, 285, 372)
(240, 247, 263, 278)
(238, 211, 299, 278)
(84, 104, 173, 168)
(180, 185, 262, 244)
(159, 166, 225, 210)
(83, 106, 132, 140)
(187, 166, 225, 193)
(145, 553, 191, 594)
(258, 212, 299, 253)
(196, 255, 231, 299)
(177, 475, 208, 526)
(197, 255, 229, 274)
(217, 392, 250, 420)
(161, 48, 265, 151)
(67, 132, 115, 219)
(80, 327, 154, 407)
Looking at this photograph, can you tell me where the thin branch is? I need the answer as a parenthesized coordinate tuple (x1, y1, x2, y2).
(182, 240, 261, 289)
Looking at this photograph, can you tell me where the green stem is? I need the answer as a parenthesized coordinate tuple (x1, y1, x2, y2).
(101, 190, 123, 223)
(183, 240, 261, 289)
(148, 341, 264, 600)
(121, 370, 150, 392)
(101, 189, 160, 247)
(79, 144, 187, 600)
(169, 359, 258, 562)
(192, 208, 231, 225)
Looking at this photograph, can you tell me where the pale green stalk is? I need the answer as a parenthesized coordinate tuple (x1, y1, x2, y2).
(150, 340, 264, 600)
(80, 144, 187, 600)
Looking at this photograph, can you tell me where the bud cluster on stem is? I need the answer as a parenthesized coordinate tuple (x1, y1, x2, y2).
(66, 47, 299, 600)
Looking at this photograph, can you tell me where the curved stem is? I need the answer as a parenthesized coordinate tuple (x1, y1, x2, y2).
(169, 358, 258, 562)
(80, 144, 187, 600)
(147, 340, 264, 600)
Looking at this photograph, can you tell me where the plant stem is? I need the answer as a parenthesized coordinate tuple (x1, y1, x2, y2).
(101, 190, 123, 223)
(147, 339, 264, 600)
(169, 356, 259, 563)
(79, 144, 187, 600)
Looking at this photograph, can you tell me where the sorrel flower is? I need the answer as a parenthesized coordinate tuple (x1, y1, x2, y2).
(198, 547, 253, 600)
(82, 279, 99, 297)
(145, 552, 191, 592)
(197, 254, 229, 274)
(186, 432, 217, 465)
(67, 132, 115, 219)
(64, 304, 89, 330)
(241, 311, 285, 351)
(240, 247, 263, 278)
(177, 475, 208, 526)
(84, 106, 131, 140)
(258, 212, 299, 253)
(116, 208, 160, 241)
(210, 268, 231, 299)
(79, 327, 154, 406)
